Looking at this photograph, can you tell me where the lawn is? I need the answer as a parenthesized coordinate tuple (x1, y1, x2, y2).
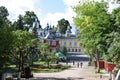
(31, 61, 71, 72)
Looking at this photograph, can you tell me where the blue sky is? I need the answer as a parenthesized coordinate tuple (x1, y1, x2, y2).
(38, 0, 66, 15)
(0, 0, 79, 33)
(0, 0, 120, 33)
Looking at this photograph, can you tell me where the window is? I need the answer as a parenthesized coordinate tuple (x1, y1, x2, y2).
(76, 49, 77, 52)
(69, 42, 71, 46)
(79, 49, 81, 52)
(74, 42, 77, 46)
(64, 42, 66, 45)
(72, 49, 74, 52)
(40, 32, 42, 36)
(68, 48, 70, 52)
(52, 41, 56, 46)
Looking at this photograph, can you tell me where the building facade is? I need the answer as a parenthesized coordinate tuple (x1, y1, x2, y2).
(29, 17, 82, 54)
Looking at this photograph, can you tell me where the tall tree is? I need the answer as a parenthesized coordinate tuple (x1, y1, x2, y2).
(16, 15, 24, 30)
(0, 6, 9, 21)
(0, 6, 11, 26)
(0, 25, 13, 68)
(0, 6, 13, 68)
(107, 7, 120, 69)
(61, 46, 67, 56)
(23, 11, 41, 29)
(11, 30, 35, 71)
(73, 1, 111, 72)
(57, 18, 71, 34)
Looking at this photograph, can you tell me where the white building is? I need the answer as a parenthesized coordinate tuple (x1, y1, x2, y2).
(29, 18, 82, 54)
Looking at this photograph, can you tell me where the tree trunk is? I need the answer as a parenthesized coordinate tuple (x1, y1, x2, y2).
(47, 62, 50, 68)
(96, 49, 100, 73)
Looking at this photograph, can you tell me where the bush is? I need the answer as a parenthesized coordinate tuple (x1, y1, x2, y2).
(61, 65, 70, 70)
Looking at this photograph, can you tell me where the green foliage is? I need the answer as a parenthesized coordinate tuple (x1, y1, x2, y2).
(57, 18, 71, 34)
(108, 32, 120, 63)
(23, 11, 41, 28)
(105, 7, 120, 68)
(0, 6, 9, 20)
(61, 65, 70, 70)
(52, 26, 57, 33)
(61, 46, 67, 56)
(10, 30, 35, 70)
(0, 6, 13, 67)
(73, 1, 110, 58)
(73, 1, 120, 70)
(0, 25, 14, 67)
(15, 15, 24, 30)
(12, 30, 34, 49)
(0, 6, 11, 25)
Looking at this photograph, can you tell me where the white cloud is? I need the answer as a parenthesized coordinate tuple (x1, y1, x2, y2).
(63, 0, 79, 6)
(40, 0, 79, 34)
(40, 8, 75, 27)
(0, 0, 41, 21)
(1, 0, 119, 34)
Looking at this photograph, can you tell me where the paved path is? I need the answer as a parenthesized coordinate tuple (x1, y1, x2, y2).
(13, 55, 109, 80)
(32, 55, 109, 80)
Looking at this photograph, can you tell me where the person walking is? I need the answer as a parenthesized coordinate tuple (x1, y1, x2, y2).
(80, 62, 83, 68)
(77, 62, 79, 68)
(73, 61, 75, 65)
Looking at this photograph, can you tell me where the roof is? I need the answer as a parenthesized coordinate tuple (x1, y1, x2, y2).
(55, 52, 66, 58)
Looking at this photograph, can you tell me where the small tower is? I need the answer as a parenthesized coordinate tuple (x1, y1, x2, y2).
(65, 25, 72, 37)
(32, 16, 39, 29)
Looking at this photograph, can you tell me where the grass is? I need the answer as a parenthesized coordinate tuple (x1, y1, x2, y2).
(0, 65, 17, 73)
(33, 61, 45, 64)
(31, 62, 71, 73)
(31, 68, 58, 73)
(1, 61, 71, 74)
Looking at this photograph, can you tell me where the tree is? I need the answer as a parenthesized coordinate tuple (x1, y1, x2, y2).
(15, 15, 24, 30)
(73, 1, 111, 72)
(107, 7, 120, 69)
(38, 43, 49, 61)
(0, 25, 13, 68)
(108, 32, 120, 63)
(61, 46, 67, 56)
(0, 6, 11, 25)
(0, 6, 13, 68)
(23, 11, 41, 29)
(57, 18, 71, 34)
(11, 30, 35, 71)
(0, 6, 9, 21)
(37, 42, 58, 67)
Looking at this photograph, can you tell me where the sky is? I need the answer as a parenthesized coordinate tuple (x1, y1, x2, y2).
(0, 0, 120, 33)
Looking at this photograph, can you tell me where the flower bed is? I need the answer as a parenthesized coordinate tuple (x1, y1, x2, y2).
(31, 64, 70, 72)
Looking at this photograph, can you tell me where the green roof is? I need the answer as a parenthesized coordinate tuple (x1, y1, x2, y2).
(56, 52, 66, 58)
